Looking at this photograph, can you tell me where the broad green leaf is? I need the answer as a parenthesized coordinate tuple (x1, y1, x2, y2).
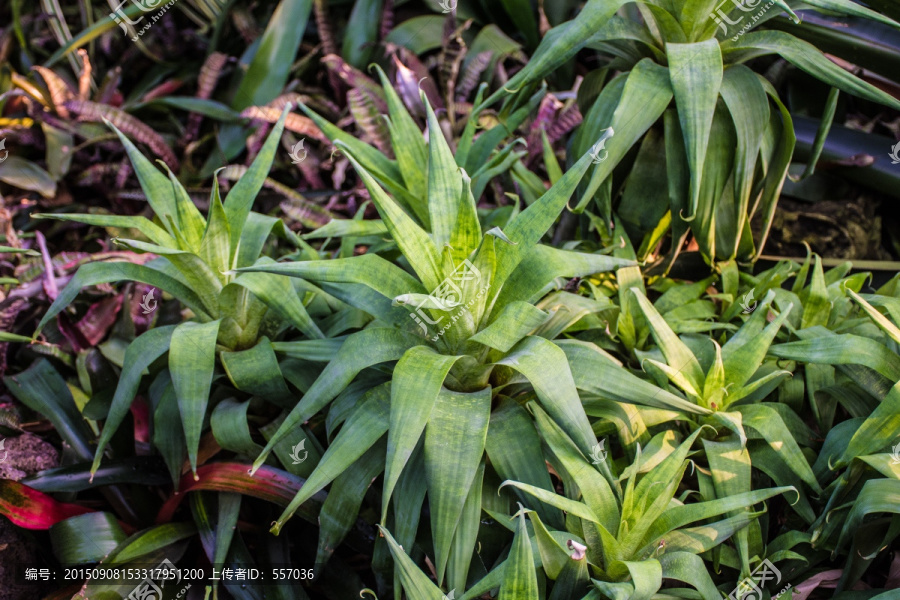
(834, 479, 900, 552)
(379, 526, 445, 600)
(223, 106, 291, 254)
(50, 513, 126, 565)
(372, 65, 428, 200)
(316, 438, 386, 565)
(111, 239, 223, 316)
(607, 559, 662, 600)
(383, 347, 463, 521)
(770, 334, 900, 381)
(839, 380, 900, 468)
(152, 379, 186, 487)
(448, 173, 482, 267)
(199, 180, 231, 281)
(337, 144, 443, 291)
(725, 31, 900, 111)
(631, 290, 705, 392)
(342, 0, 383, 67)
(230, 268, 325, 340)
(302, 219, 388, 240)
(721, 301, 792, 392)
(667, 39, 723, 218)
(170, 320, 221, 477)
(481, 0, 630, 108)
(0, 157, 56, 198)
(231, 0, 312, 109)
(423, 94, 463, 249)
(32, 213, 175, 247)
(251, 328, 418, 473)
(37, 261, 211, 335)
(424, 386, 491, 584)
(574, 60, 674, 215)
(91, 326, 176, 476)
(487, 398, 564, 529)
(106, 522, 197, 563)
(105, 122, 176, 223)
(531, 404, 619, 535)
(4, 360, 94, 462)
(211, 398, 264, 456)
(658, 552, 720, 600)
(499, 510, 539, 600)
(719, 65, 768, 258)
(470, 302, 549, 352)
(447, 461, 485, 593)
(237, 254, 425, 301)
(500, 481, 600, 523)
(801, 256, 830, 329)
(499, 336, 595, 456)
(163, 165, 205, 251)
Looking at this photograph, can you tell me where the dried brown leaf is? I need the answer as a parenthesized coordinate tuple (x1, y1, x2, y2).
(64, 100, 179, 170)
(31, 67, 74, 118)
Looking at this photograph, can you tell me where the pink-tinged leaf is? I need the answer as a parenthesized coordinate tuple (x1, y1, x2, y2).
(76, 295, 124, 346)
(0, 479, 94, 529)
(57, 314, 90, 352)
(155, 463, 323, 524)
(527, 94, 563, 159)
(793, 569, 843, 600)
(131, 396, 151, 444)
(887, 552, 900, 589)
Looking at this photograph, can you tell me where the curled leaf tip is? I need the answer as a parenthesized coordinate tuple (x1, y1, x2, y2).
(679, 208, 696, 223)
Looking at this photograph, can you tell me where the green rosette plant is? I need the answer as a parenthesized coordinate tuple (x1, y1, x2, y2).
(380, 425, 795, 600)
(30, 107, 325, 482)
(236, 96, 635, 594)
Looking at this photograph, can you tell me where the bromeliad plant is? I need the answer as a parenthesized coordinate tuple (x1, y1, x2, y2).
(237, 97, 634, 594)
(468, 0, 900, 265)
(31, 107, 325, 481)
(381, 421, 795, 600)
(572, 0, 900, 265)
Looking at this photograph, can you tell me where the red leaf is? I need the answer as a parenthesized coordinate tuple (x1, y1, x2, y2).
(0, 479, 94, 529)
(131, 396, 151, 444)
(156, 462, 322, 525)
(76, 295, 123, 346)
